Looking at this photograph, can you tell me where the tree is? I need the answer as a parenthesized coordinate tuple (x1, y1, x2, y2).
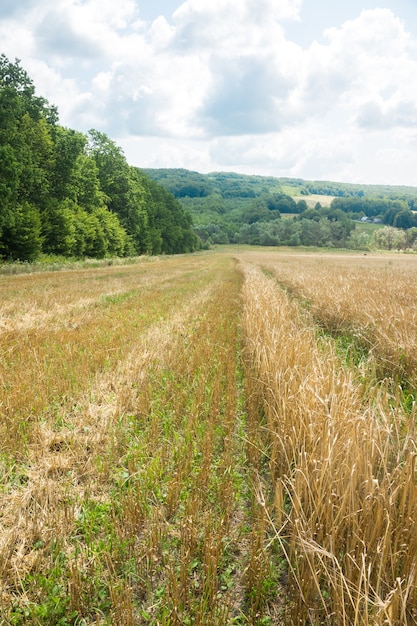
(42, 200, 77, 256)
(242, 200, 274, 224)
(18, 113, 54, 206)
(0, 55, 56, 259)
(295, 199, 308, 213)
(92, 207, 129, 257)
(51, 127, 87, 202)
(347, 230, 371, 250)
(138, 174, 198, 254)
(0, 203, 43, 261)
(0, 56, 198, 261)
(87, 130, 151, 254)
(405, 227, 417, 249)
(373, 226, 406, 250)
(270, 193, 297, 214)
(75, 153, 108, 212)
(0, 144, 20, 234)
(394, 209, 414, 230)
(0, 55, 57, 129)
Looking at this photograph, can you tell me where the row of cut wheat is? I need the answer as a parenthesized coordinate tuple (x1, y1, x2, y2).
(1, 255, 279, 625)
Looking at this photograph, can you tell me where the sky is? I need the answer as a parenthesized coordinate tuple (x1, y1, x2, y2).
(2, 0, 417, 186)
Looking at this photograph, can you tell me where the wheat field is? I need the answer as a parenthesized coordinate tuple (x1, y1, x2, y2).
(1, 250, 417, 625)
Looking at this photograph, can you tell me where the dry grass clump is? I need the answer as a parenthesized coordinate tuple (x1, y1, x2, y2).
(240, 257, 417, 624)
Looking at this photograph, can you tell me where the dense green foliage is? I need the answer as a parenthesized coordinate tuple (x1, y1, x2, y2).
(0, 56, 198, 261)
(297, 179, 417, 201)
(330, 196, 417, 227)
(145, 168, 417, 250)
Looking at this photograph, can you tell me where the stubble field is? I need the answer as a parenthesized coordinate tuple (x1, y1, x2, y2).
(1, 250, 417, 625)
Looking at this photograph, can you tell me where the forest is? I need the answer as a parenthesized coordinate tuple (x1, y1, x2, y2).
(145, 168, 417, 250)
(0, 55, 198, 262)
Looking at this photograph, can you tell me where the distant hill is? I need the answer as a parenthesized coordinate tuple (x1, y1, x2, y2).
(142, 168, 417, 250)
(143, 168, 417, 201)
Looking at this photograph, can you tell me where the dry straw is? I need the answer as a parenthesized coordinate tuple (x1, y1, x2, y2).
(240, 253, 417, 624)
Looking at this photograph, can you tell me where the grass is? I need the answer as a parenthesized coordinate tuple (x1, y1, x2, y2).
(255, 251, 417, 385)
(0, 255, 155, 276)
(355, 220, 385, 233)
(1, 254, 278, 624)
(1, 249, 417, 623)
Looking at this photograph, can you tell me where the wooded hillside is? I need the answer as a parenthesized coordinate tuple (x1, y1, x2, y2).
(145, 168, 417, 249)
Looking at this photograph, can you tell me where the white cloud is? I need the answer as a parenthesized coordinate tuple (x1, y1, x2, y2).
(83, 0, 139, 31)
(171, 0, 300, 52)
(120, 135, 213, 172)
(0, 0, 33, 19)
(288, 10, 417, 121)
(2, 0, 417, 184)
(149, 16, 175, 49)
(168, 0, 303, 137)
(355, 98, 417, 130)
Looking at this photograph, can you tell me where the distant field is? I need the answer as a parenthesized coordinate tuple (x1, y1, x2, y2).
(1, 250, 417, 624)
(293, 193, 335, 207)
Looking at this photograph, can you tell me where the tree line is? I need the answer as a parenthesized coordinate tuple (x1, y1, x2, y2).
(330, 197, 417, 228)
(0, 55, 198, 262)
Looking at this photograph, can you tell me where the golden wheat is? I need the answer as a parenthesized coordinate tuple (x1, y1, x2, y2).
(239, 252, 417, 624)
(248, 250, 417, 384)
